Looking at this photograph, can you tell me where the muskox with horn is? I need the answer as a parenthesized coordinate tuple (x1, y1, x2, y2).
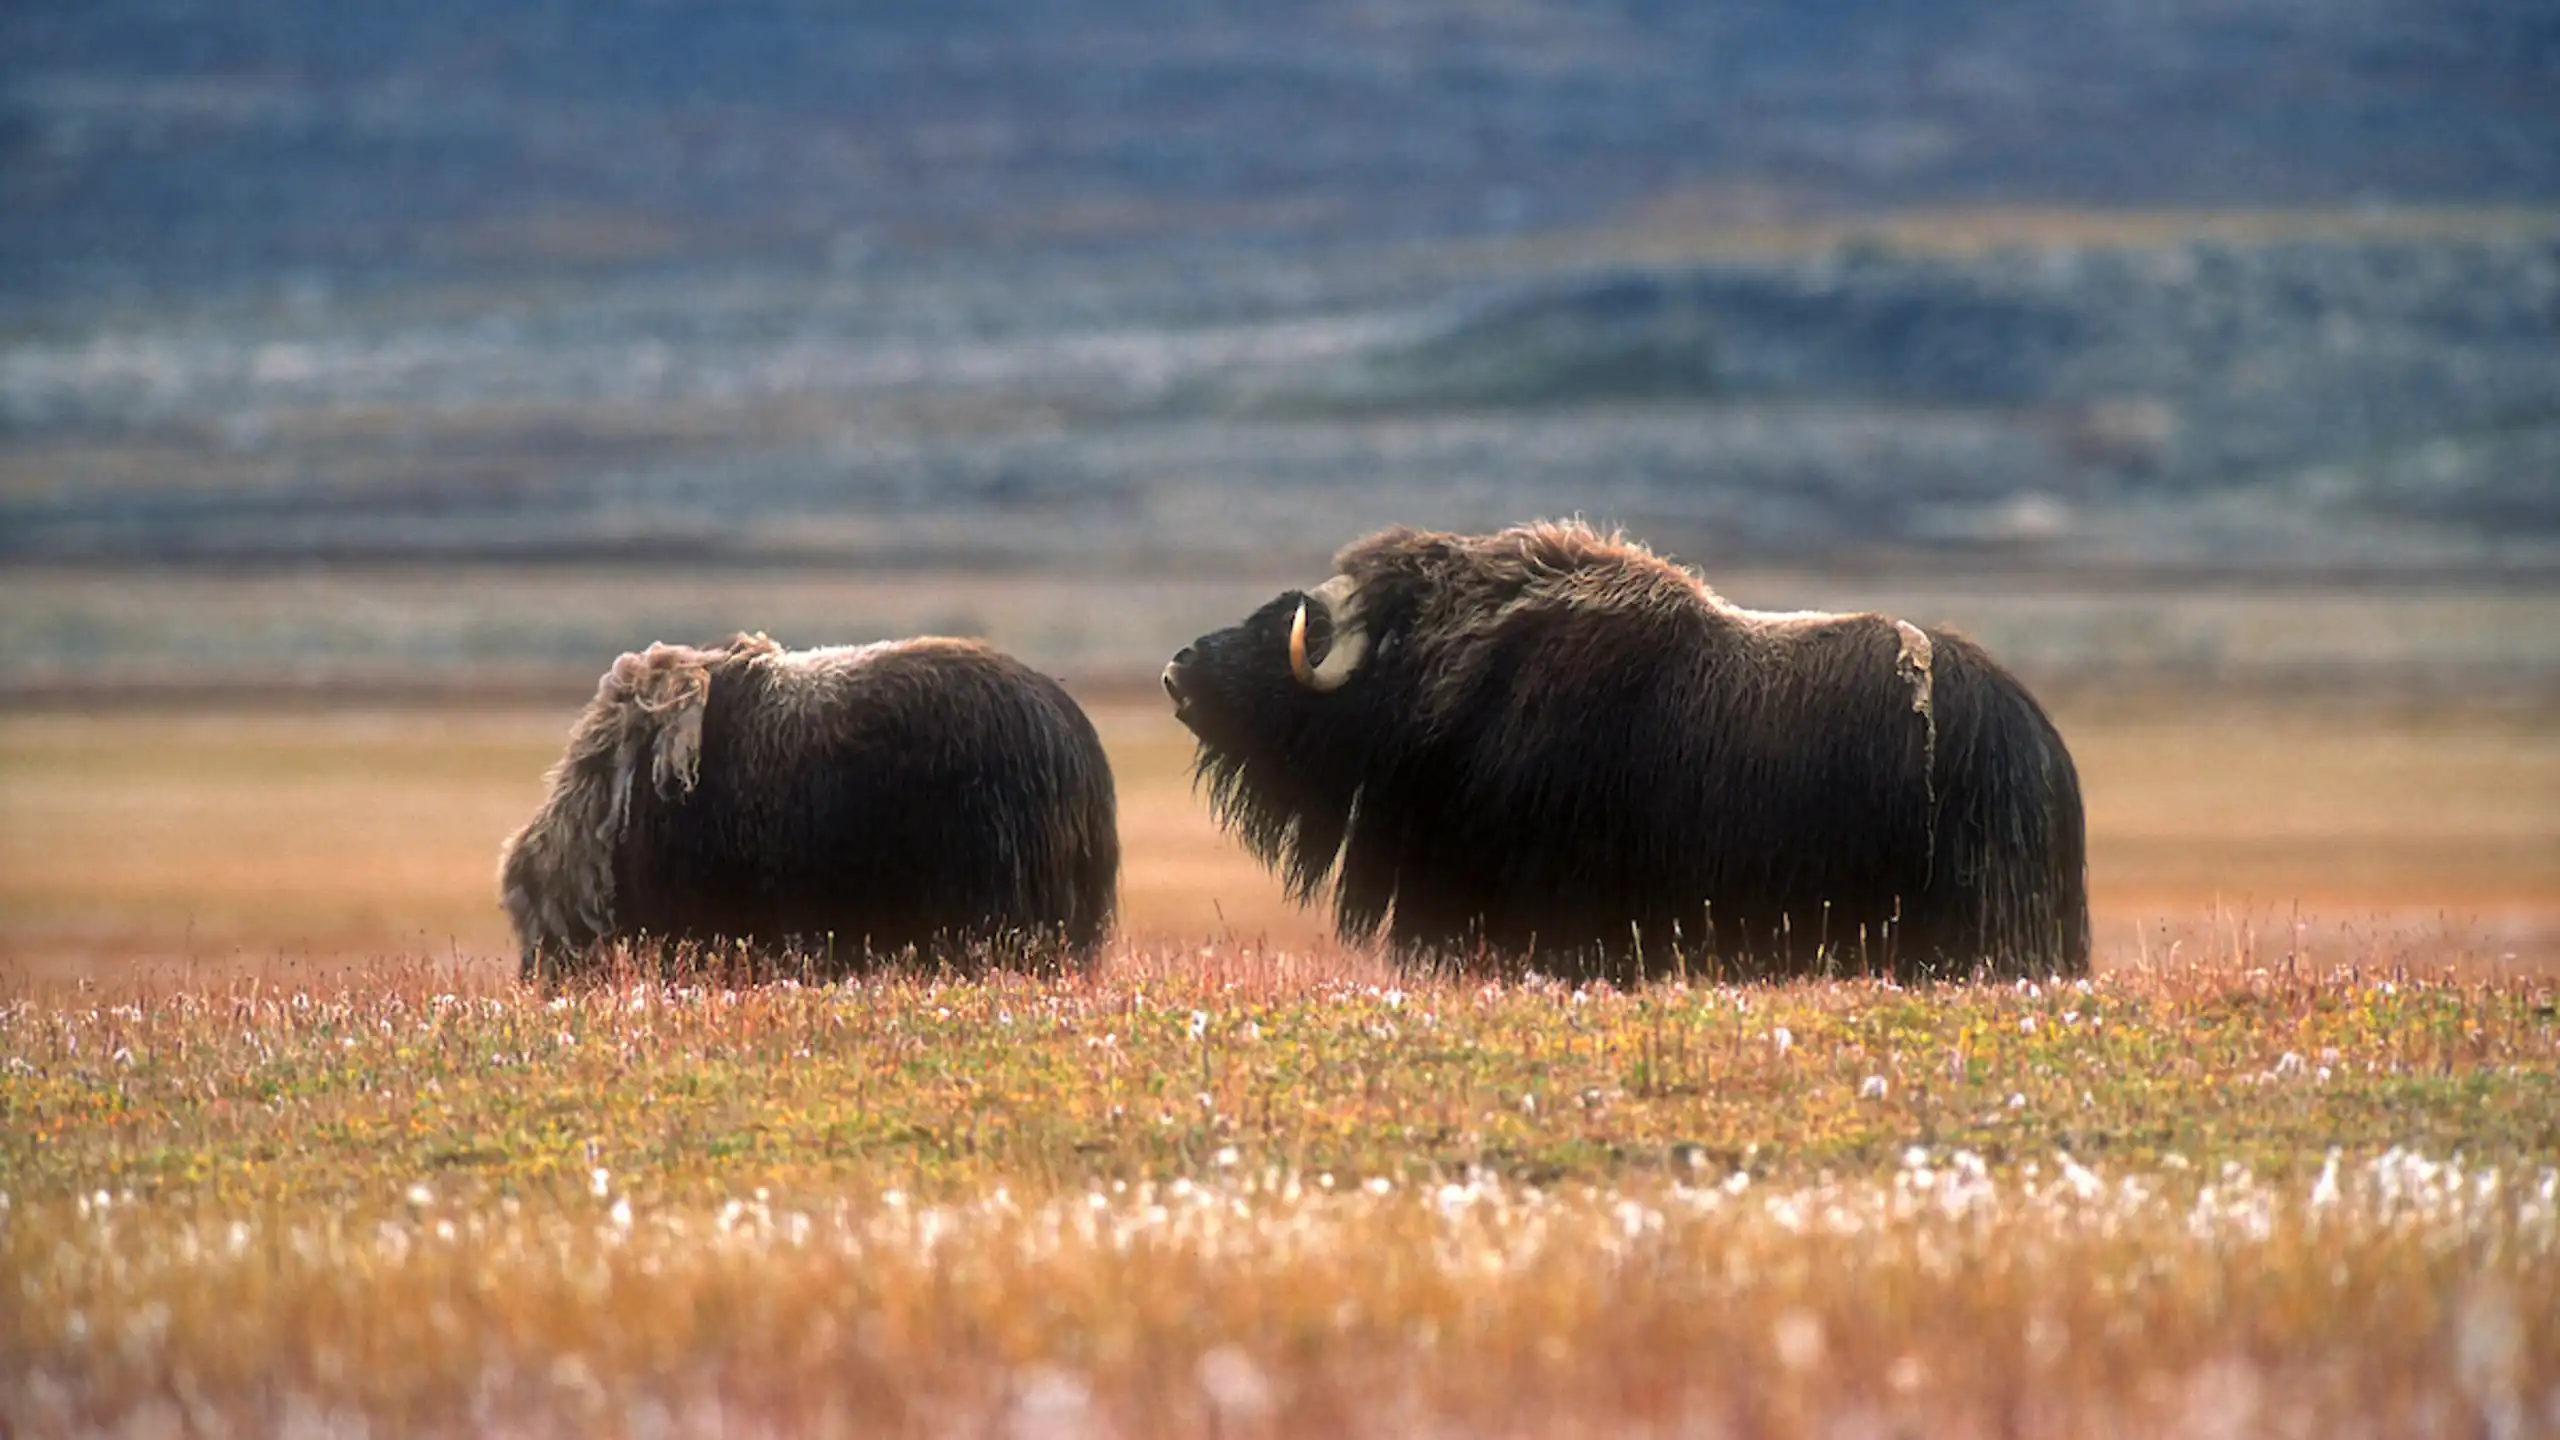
(1161, 522, 2088, 983)
(500, 632, 1118, 982)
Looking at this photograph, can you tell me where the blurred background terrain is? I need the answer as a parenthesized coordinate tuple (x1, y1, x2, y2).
(3, 0, 2555, 971)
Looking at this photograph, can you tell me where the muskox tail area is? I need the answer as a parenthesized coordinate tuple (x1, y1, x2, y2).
(497, 637, 755, 984)
(1915, 634, 2092, 981)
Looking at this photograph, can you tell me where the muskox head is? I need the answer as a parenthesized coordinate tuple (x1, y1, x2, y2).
(1165, 560, 1384, 921)
(1161, 523, 1679, 937)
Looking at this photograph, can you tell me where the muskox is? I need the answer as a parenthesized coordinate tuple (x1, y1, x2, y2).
(1161, 522, 2088, 983)
(499, 632, 1118, 982)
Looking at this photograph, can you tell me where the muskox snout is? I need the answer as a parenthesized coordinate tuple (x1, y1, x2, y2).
(1161, 648, 1195, 708)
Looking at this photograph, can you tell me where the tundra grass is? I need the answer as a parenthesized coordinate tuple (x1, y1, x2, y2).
(7, 695, 2559, 969)
(6, 948, 2556, 1437)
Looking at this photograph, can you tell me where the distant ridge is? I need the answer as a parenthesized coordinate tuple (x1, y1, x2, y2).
(5, 1, 2556, 293)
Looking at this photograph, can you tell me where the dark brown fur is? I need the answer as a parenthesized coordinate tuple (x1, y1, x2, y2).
(1163, 522, 2089, 983)
(500, 633, 1118, 982)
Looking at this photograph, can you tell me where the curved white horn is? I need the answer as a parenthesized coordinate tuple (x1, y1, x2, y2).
(1288, 574, 1369, 692)
(1287, 601, 1316, 685)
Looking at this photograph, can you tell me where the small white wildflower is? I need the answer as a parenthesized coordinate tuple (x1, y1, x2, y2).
(1772, 1309, 1825, 1372)
(2056, 1153, 2102, 1202)
(2024, 1314, 2067, 1367)
(1012, 1365, 1094, 1436)
(406, 1182, 434, 1208)
(1770, 1026, 1794, 1057)
(1859, 1074, 1889, 1100)
(1198, 1345, 1275, 1426)
(589, 1168, 612, 1199)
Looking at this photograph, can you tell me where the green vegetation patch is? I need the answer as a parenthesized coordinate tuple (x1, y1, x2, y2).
(6, 955, 2553, 1207)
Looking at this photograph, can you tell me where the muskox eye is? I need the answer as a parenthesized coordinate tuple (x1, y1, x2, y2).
(1297, 607, 1333, 659)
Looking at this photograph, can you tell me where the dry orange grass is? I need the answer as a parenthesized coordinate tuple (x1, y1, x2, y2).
(2, 693, 2554, 981)
(5, 951, 2556, 1437)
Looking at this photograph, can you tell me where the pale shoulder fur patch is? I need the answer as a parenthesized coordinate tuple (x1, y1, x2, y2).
(607, 634, 780, 820)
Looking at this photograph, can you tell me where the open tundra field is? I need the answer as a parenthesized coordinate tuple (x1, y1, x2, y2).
(5, 951, 2558, 1435)
(4, 690, 2559, 1434)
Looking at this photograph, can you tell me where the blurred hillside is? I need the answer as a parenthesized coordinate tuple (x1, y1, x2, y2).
(8, 1, 2557, 291)
(3, 1, 2558, 591)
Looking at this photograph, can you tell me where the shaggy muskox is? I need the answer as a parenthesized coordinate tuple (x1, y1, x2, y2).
(499, 632, 1118, 982)
(1162, 522, 2088, 983)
